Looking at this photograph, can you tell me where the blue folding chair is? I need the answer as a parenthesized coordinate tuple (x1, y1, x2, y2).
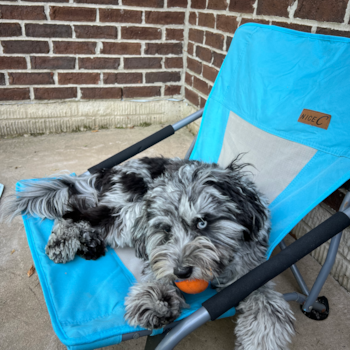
(18, 23, 350, 349)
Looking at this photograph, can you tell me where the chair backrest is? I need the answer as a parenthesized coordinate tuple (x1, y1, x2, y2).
(190, 23, 350, 257)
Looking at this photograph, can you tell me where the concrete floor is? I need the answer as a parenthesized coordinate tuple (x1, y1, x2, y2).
(0, 126, 350, 350)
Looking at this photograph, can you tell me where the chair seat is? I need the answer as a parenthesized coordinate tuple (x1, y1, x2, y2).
(22, 212, 236, 350)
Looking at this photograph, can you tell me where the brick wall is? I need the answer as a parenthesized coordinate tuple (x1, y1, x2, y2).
(1, 1, 350, 103)
(0, 0, 185, 102)
(185, 0, 350, 108)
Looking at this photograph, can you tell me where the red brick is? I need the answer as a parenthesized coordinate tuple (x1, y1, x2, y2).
(25, 24, 72, 38)
(229, 0, 255, 13)
(187, 57, 202, 74)
(226, 36, 232, 51)
(198, 13, 215, 28)
(25, 0, 68, 2)
(145, 71, 181, 83)
(0, 57, 26, 69)
(165, 57, 183, 68)
(100, 9, 142, 23)
(0, 88, 30, 101)
(75, 25, 118, 39)
(9, 72, 54, 85)
(50, 6, 96, 21)
(165, 85, 181, 95)
(185, 72, 193, 86)
(213, 51, 225, 68)
(101, 42, 141, 55)
(217, 15, 238, 34)
(76, 0, 119, 4)
(191, 0, 206, 9)
(121, 27, 161, 40)
(271, 22, 312, 33)
(240, 18, 269, 26)
(316, 28, 350, 38)
(323, 188, 345, 211)
(123, 0, 164, 7)
(81, 87, 122, 99)
(189, 28, 204, 43)
(31, 56, 75, 69)
(79, 57, 120, 69)
(193, 76, 211, 95)
(189, 12, 196, 25)
(145, 11, 185, 25)
(2, 41, 49, 54)
(124, 57, 162, 69)
(54, 41, 96, 54)
(0, 5, 46, 20)
(103, 73, 142, 84)
(0, 74, 5, 86)
(200, 96, 207, 108)
(34, 87, 77, 100)
(208, 0, 228, 10)
(257, 0, 289, 17)
(187, 42, 194, 56)
(167, 0, 187, 7)
(196, 46, 212, 63)
(123, 86, 161, 98)
(203, 64, 218, 82)
(294, 0, 348, 23)
(166, 28, 184, 40)
(58, 73, 100, 85)
(0, 23, 21, 37)
(145, 43, 182, 55)
(205, 31, 224, 50)
(185, 87, 199, 106)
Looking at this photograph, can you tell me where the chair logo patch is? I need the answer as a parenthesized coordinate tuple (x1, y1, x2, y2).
(298, 109, 331, 130)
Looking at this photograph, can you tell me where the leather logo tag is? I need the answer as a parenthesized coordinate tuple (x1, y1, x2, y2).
(298, 109, 331, 130)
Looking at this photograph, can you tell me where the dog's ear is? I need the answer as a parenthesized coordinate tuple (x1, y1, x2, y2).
(206, 168, 268, 242)
(131, 210, 149, 260)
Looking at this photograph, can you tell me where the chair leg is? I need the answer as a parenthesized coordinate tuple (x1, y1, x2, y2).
(144, 333, 166, 350)
(302, 232, 342, 312)
(279, 240, 310, 296)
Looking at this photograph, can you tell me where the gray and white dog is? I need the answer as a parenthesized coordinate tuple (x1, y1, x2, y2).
(1, 157, 295, 350)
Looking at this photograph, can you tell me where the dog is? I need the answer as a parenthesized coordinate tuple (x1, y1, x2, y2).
(1, 156, 295, 350)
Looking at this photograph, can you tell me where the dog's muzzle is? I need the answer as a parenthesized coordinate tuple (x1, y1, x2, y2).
(174, 266, 193, 279)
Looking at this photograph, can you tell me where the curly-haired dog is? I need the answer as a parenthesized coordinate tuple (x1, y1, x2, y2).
(1, 157, 295, 350)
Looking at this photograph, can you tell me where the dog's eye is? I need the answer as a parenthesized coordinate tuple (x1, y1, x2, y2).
(197, 220, 207, 229)
(163, 225, 171, 233)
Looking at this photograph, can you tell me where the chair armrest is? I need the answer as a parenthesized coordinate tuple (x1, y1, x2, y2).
(203, 209, 350, 320)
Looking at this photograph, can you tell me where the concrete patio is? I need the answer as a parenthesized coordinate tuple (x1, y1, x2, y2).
(1, 126, 350, 350)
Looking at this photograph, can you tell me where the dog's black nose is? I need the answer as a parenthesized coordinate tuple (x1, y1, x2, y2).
(174, 266, 193, 279)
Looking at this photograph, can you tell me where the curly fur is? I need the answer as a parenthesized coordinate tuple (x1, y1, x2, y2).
(0, 156, 295, 350)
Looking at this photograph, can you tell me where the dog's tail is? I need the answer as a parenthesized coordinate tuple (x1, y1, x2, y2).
(0, 174, 99, 223)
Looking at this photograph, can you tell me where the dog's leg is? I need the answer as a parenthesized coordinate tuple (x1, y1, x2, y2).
(234, 281, 295, 350)
(125, 282, 186, 329)
(45, 219, 105, 263)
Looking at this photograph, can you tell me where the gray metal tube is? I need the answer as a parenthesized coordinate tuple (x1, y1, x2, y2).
(184, 135, 198, 160)
(172, 108, 203, 131)
(156, 307, 211, 350)
(302, 192, 350, 312)
(279, 240, 310, 296)
(283, 293, 326, 312)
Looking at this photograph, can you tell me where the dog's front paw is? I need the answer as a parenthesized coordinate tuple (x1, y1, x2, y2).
(235, 282, 295, 350)
(125, 283, 185, 329)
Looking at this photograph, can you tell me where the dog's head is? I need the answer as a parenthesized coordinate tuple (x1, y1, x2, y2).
(132, 159, 269, 283)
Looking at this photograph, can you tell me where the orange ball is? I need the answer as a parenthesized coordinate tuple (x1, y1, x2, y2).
(175, 279, 209, 294)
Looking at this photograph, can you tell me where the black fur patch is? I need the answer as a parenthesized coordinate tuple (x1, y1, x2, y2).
(139, 157, 169, 179)
(94, 168, 119, 197)
(120, 172, 148, 198)
(63, 200, 116, 238)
